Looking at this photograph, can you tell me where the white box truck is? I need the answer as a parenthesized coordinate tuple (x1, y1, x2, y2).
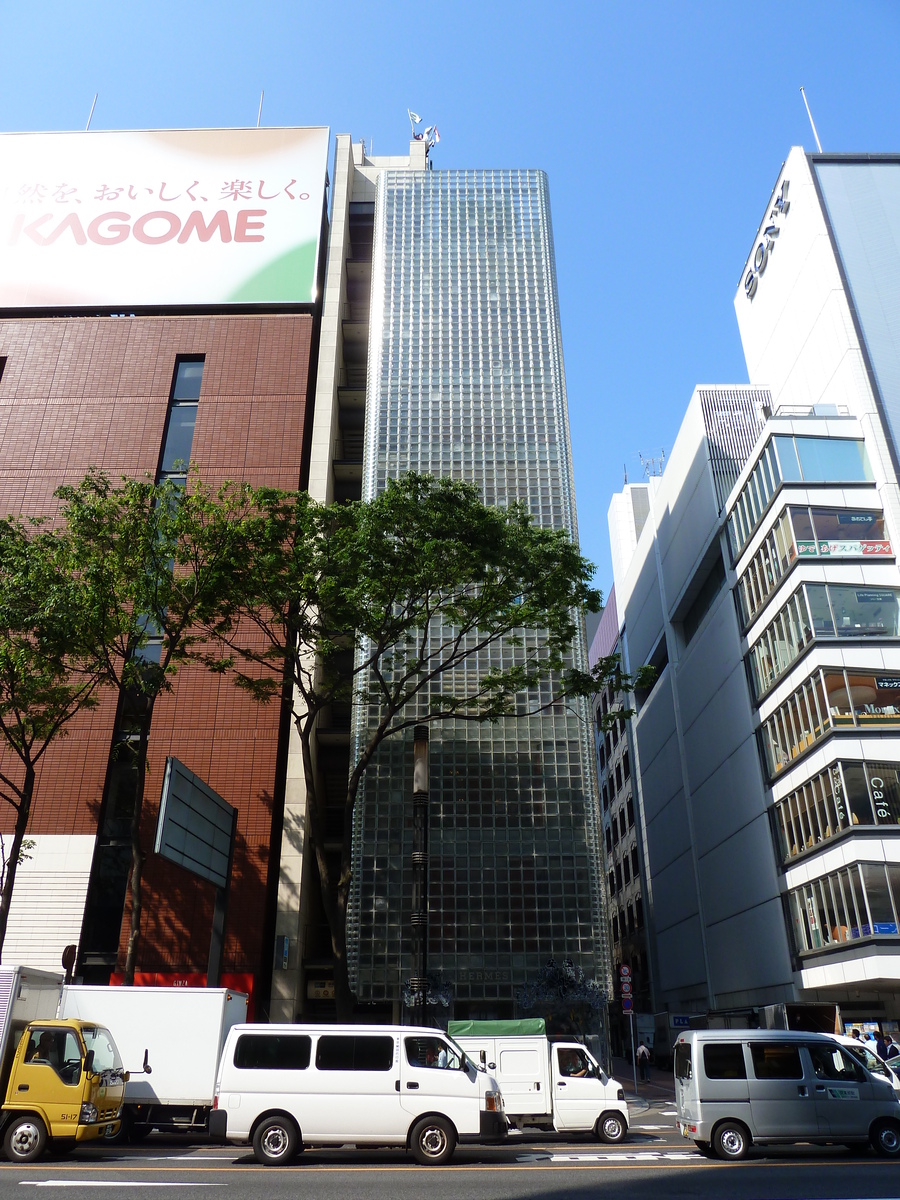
(58, 985, 248, 1140)
(449, 1019, 629, 1142)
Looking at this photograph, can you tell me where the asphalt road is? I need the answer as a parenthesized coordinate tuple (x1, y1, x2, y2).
(0, 1100, 898, 1200)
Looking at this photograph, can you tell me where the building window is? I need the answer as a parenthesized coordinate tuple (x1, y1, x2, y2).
(789, 861, 900, 954)
(749, 583, 900, 700)
(762, 667, 900, 778)
(775, 760, 900, 861)
(159, 357, 204, 483)
(738, 507, 891, 628)
(727, 435, 873, 560)
(683, 552, 727, 644)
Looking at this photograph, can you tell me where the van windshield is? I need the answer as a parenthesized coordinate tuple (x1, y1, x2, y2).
(674, 1043, 692, 1080)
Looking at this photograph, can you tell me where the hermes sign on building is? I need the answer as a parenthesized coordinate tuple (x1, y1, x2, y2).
(0, 127, 329, 307)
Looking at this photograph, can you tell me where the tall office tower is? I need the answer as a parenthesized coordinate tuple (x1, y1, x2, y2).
(339, 165, 604, 1018)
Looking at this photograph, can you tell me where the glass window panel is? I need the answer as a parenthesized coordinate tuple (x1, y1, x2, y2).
(851, 673, 900, 725)
(824, 670, 854, 723)
(867, 764, 900, 825)
(887, 865, 900, 923)
(234, 1034, 311, 1070)
(811, 508, 888, 556)
(795, 437, 873, 482)
(773, 436, 801, 481)
(765, 442, 784, 489)
(789, 506, 815, 548)
(160, 403, 197, 473)
(840, 764, 875, 825)
(703, 1044, 747, 1080)
(751, 1043, 803, 1079)
(861, 864, 897, 933)
(827, 584, 900, 637)
(806, 584, 835, 637)
(172, 359, 204, 401)
(775, 512, 797, 568)
(844, 866, 868, 938)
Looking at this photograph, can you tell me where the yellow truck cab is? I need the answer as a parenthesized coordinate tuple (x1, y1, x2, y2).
(1, 1018, 126, 1161)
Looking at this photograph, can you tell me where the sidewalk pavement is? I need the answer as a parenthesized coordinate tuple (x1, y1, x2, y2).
(611, 1054, 675, 1103)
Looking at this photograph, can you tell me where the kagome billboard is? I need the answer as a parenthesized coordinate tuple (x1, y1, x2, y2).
(0, 126, 329, 307)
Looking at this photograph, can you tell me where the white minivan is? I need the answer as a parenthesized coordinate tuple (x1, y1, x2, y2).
(209, 1024, 506, 1165)
(674, 1029, 900, 1160)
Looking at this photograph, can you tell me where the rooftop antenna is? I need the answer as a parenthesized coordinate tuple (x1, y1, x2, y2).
(799, 86, 823, 153)
(85, 94, 98, 132)
(257, 90, 264, 128)
(639, 449, 666, 479)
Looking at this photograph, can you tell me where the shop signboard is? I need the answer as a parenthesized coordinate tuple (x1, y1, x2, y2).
(0, 127, 329, 307)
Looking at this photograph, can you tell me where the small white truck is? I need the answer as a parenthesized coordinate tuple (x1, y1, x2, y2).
(449, 1020, 629, 1142)
(58, 985, 248, 1140)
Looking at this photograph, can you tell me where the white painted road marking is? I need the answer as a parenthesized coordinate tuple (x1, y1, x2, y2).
(20, 1184, 221, 1189)
(516, 1151, 698, 1163)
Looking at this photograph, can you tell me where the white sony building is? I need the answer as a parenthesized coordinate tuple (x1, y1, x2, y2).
(610, 148, 900, 1033)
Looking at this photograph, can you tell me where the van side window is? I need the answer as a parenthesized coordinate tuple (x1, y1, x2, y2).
(234, 1034, 311, 1070)
(315, 1035, 394, 1072)
(674, 1044, 692, 1080)
(405, 1037, 461, 1070)
(807, 1043, 865, 1082)
(703, 1043, 747, 1079)
(750, 1043, 803, 1079)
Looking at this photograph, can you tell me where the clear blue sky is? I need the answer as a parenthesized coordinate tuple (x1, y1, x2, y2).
(3, 1, 899, 589)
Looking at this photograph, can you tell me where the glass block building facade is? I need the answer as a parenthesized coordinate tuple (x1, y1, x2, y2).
(346, 168, 605, 1017)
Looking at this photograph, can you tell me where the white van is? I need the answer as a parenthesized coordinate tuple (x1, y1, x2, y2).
(209, 1024, 506, 1165)
(674, 1029, 900, 1160)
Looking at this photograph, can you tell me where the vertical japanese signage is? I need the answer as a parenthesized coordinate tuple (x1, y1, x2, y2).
(0, 127, 329, 307)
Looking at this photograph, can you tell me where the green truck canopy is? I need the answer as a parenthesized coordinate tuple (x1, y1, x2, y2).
(447, 1018, 546, 1038)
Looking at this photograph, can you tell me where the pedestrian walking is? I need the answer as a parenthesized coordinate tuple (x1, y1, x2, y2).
(637, 1040, 651, 1082)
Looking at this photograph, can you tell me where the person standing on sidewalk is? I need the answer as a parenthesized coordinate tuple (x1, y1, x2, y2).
(637, 1040, 651, 1082)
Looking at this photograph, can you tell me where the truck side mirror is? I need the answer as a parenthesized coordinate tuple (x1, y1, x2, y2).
(84, 1050, 94, 1075)
(143, 1049, 152, 1075)
(479, 1050, 486, 1066)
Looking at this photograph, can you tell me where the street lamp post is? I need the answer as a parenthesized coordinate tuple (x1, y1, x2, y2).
(410, 724, 430, 1027)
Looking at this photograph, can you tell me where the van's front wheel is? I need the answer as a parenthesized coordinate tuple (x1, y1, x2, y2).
(252, 1115, 300, 1166)
(596, 1112, 627, 1143)
(712, 1120, 750, 1161)
(410, 1116, 456, 1165)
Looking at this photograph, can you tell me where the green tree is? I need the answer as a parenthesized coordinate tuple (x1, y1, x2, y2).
(56, 472, 254, 983)
(207, 472, 645, 1019)
(0, 518, 109, 955)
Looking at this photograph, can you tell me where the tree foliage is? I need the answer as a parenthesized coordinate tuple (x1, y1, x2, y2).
(55, 471, 255, 982)
(0, 517, 109, 954)
(206, 472, 644, 1017)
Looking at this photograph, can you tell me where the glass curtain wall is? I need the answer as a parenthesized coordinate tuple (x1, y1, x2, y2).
(349, 169, 603, 1014)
